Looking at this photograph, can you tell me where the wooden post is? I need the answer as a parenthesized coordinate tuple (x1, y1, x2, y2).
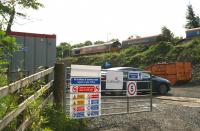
(6, 64, 10, 84)
(45, 66, 49, 84)
(53, 63, 65, 112)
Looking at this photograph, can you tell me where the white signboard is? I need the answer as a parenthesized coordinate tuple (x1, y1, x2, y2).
(70, 65, 101, 119)
(127, 81, 137, 96)
(106, 71, 123, 90)
(71, 65, 101, 77)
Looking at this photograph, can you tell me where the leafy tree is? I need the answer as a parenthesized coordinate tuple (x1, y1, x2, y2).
(0, 0, 43, 33)
(84, 40, 92, 46)
(157, 26, 175, 43)
(72, 43, 84, 48)
(185, 4, 200, 29)
(72, 40, 93, 48)
(110, 38, 119, 42)
(0, 30, 17, 64)
(56, 42, 71, 58)
(94, 40, 104, 45)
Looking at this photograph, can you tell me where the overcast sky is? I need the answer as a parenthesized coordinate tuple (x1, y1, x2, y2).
(12, 0, 200, 45)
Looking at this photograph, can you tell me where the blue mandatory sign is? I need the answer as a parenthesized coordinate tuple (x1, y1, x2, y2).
(87, 111, 99, 117)
(73, 112, 85, 118)
(88, 99, 99, 105)
(71, 77, 100, 85)
(128, 72, 141, 80)
(87, 105, 99, 110)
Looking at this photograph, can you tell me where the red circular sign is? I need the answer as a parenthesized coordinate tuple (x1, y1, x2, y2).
(127, 82, 137, 96)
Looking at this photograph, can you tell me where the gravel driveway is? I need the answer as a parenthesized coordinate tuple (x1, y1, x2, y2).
(169, 84, 200, 98)
(87, 99, 200, 131)
(86, 84, 200, 131)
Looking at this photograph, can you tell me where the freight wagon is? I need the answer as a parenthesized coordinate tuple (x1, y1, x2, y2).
(145, 62, 192, 85)
(121, 35, 161, 48)
(71, 41, 121, 56)
(8, 31, 56, 81)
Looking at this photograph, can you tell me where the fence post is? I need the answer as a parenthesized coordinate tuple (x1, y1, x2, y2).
(53, 62, 65, 112)
(7, 64, 10, 84)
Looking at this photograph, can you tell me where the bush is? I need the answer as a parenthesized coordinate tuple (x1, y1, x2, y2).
(41, 106, 89, 131)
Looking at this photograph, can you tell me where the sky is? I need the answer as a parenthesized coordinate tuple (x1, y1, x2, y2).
(12, 0, 200, 45)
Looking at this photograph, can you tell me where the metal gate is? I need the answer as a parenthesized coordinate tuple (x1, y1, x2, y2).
(65, 66, 152, 118)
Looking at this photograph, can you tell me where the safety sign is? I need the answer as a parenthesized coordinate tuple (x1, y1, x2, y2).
(69, 65, 101, 119)
(71, 77, 100, 85)
(127, 81, 137, 96)
(70, 85, 100, 93)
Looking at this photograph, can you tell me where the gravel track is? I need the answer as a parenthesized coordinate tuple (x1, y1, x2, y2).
(87, 100, 200, 131)
(86, 85, 200, 131)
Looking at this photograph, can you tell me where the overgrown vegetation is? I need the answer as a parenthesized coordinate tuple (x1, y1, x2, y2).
(40, 106, 88, 131)
(63, 37, 200, 69)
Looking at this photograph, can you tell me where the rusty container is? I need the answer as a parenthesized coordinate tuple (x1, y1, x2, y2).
(145, 62, 192, 85)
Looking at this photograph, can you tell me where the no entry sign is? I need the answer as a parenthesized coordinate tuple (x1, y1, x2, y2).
(127, 81, 137, 96)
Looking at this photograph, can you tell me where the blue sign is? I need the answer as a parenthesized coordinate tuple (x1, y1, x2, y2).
(128, 72, 141, 80)
(88, 99, 99, 105)
(87, 105, 99, 110)
(71, 77, 100, 85)
(87, 111, 99, 117)
(73, 112, 85, 118)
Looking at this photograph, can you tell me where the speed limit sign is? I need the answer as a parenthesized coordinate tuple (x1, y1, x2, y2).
(127, 81, 137, 96)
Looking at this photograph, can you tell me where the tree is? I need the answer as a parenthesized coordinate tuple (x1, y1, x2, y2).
(94, 40, 104, 45)
(110, 38, 119, 42)
(72, 40, 93, 48)
(0, 0, 43, 33)
(0, 30, 17, 64)
(185, 4, 200, 29)
(84, 40, 92, 46)
(56, 42, 71, 58)
(157, 26, 175, 43)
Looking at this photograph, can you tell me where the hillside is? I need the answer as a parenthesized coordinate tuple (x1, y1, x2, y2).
(63, 37, 200, 70)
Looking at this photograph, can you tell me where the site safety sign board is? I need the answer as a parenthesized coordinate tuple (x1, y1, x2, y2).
(127, 81, 137, 96)
(69, 65, 101, 119)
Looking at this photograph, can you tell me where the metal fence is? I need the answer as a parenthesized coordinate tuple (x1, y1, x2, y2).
(65, 67, 152, 117)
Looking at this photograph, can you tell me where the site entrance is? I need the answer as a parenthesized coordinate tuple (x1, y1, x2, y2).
(65, 65, 152, 119)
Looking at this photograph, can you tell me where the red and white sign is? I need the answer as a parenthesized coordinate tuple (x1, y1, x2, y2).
(71, 86, 100, 93)
(88, 93, 99, 99)
(127, 81, 137, 96)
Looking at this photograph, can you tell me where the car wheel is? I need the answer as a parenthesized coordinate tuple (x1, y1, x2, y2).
(159, 84, 168, 95)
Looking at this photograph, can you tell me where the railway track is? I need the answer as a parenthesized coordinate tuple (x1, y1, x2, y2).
(155, 96, 200, 108)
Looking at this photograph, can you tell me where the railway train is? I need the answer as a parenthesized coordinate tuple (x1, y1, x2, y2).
(71, 40, 121, 56)
(71, 35, 160, 56)
(121, 34, 161, 48)
(71, 27, 200, 56)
